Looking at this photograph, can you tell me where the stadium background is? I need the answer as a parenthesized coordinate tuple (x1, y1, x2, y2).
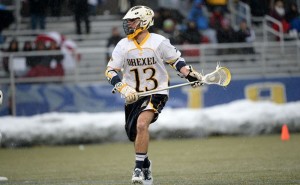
(0, 1, 299, 184)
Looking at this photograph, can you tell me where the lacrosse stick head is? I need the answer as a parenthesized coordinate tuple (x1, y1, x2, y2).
(203, 66, 231, 86)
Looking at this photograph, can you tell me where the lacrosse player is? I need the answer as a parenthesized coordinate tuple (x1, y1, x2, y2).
(105, 5, 203, 185)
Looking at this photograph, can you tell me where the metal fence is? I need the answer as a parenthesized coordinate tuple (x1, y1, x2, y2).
(1, 40, 300, 116)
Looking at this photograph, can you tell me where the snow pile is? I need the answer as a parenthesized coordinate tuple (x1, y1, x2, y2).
(0, 100, 300, 147)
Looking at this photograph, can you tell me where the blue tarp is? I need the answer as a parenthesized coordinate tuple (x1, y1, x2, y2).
(1, 76, 300, 116)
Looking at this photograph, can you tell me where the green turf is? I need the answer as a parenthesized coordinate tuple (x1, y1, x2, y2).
(0, 134, 300, 185)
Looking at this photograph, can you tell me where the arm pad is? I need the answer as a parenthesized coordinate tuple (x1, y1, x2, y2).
(105, 68, 121, 86)
(170, 57, 187, 72)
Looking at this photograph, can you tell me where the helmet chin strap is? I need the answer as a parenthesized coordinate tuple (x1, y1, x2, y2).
(126, 19, 146, 40)
(127, 27, 144, 39)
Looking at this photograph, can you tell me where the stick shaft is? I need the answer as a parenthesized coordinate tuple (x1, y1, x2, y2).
(137, 81, 195, 96)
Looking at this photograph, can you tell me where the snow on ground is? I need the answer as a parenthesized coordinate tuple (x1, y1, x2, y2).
(0, 100, 300, 147)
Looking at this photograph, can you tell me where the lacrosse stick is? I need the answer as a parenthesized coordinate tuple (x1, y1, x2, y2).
(137, 65, 231, 96)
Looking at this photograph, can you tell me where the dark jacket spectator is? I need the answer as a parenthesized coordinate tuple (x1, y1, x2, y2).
(248, 0, 270, 17)
(106, 27, 122, 62)
(26, 40, 47, 68)
(285, 3, 299, 22)
(47, 41, 64, 76)
(28, 0, 49, 30)
(285, 3, 300, 33)
(23, 41, 33, 52)
(25, 41, 64, 77)
(180, 21, 202, 44)
(216, 19, 236, 44)
(49, 0, 64, 18)
(236, 20, 255, 54)
(22, 41, 35, 70)
(69, 0, 90, 35)
(179, 21, 202, 59)
(216, 18, 237, 55)
(2, 39, 19, 74)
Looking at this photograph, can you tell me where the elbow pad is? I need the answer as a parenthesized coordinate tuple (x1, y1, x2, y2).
(105, 68, 121, 86)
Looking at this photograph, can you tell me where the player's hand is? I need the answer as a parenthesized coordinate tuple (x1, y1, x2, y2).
(185, 65, 203, 88)
(115, 82, 138, 104)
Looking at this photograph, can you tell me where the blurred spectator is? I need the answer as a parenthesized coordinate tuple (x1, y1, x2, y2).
(26, 40, 64, 78)
(206, 0, 228, 13)
(25, 40, 47, 77)
(47, 41, 64, 76)
(180, 21, 202, 44)
(179, 21, 202, 59)
(152, 8, 164, 32)
(209, 6, 225, 30)
(285, 2, 299, 22)
(216, 18, 236, 55)
(88, 0, 98, 16)
(0, 5, 15, 44)
(22, 41, 34, 73)
(269, 0, 290, 34)
(245, 0, 271, 17)
(269, 0, 286, 20)
(162, 19, 176, 35)
(158, 0, 191, 17)
(1, 39, 19, 75)
(152, 7, 185, 33)
(188, 0, 209, 30)
(156, 18, 180, 44)
(23, 41, 33, 52)
(158, 0, 181, 10)
(0, 32, 4, 44)
(236, 20, 255, 54)
(28, 0, 48, 30)
(61, 39, 80, 73)
(118, 0, 135, 15)
(49, 0, 64, 18)
(106, 27, 122, 62)
(286, 2, 300, 34)
(118, 0, 130, 15)
(128, 0, 136, 7)
(69, 0, 90, 35)
(203, 6, 225, 44)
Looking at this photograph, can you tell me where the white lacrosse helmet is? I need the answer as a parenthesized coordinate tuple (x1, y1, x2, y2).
(122, 5, 154, 39)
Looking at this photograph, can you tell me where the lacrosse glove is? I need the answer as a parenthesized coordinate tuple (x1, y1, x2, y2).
(114, 82, 138, 104)
(185, 65, 203, 88)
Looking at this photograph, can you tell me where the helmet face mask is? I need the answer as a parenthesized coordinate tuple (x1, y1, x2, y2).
(123, 6, 154, 39)
(123, 19, 141, 36)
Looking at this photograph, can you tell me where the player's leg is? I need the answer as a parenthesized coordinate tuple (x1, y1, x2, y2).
(135, 110, 154, 155)
(126, 95, 168, 184)
(132, 110, 154, 184)
(142, 157, 153, 185)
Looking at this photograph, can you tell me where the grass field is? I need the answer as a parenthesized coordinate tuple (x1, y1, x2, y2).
(0, 134, 300, 185)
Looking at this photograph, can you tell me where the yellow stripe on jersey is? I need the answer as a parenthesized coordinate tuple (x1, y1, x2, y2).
(166, 58, 177, 64)
(139, 32, 150, 46)
(133, 39, 142, 50)
(133, 32, 151, 50)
